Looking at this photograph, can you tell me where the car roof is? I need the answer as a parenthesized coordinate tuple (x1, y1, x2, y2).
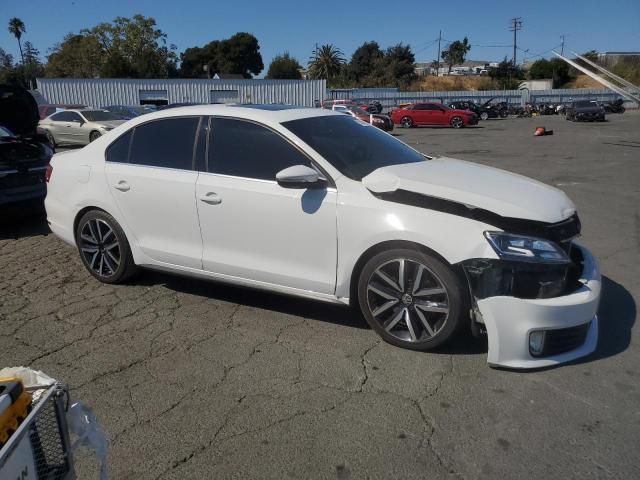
(118, 104, 342, 126)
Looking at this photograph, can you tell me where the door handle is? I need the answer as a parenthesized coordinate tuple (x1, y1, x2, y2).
(199, 192, 222, 205)
(113, 181, 130, 192)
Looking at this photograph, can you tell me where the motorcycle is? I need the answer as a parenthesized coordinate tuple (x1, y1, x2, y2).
(602, 98, 625, 114)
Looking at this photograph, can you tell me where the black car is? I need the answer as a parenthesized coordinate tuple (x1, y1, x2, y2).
(0, 85, 53, 206)
(448, 98, 507, 120)
(566, 100, 605, 122)
(102, 105, 150, 120)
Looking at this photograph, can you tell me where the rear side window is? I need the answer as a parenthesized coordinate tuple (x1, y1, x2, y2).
(50, 111, 73, 121)
(106, 130, 133, 163)
(129, 117, 200, 170)
(208, 118, 312, 180)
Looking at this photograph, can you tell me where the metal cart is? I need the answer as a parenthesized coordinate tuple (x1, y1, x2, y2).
(0, 383, 74, 480)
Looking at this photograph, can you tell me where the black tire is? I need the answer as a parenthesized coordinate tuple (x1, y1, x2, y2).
(357, 248, 468, 351)
(45, 130, 56, 148)
(89, 131, 102, 142)
(400, 116, 413, 128)
(619, 107, 625, 114)
(75, 210, 138, 284)
(450, 116, 464, 128)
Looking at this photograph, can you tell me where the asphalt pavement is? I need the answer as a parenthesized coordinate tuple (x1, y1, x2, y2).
(1, 112, 639, 479)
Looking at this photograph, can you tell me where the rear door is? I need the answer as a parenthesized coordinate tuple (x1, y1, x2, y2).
(104, 116, 204, 268)
(47, 111, 74, 143)
(410, 104, 428, 125)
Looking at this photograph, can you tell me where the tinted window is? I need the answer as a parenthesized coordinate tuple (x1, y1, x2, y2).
(50, 111, 75, 122)
(67, 112, 83, 122)
(208, 118, 312, 180)
(283, 115, 425, 181)
(106, 130, 133, 163)
(82, 110, 121, 121)
(129, 117, 199, 170)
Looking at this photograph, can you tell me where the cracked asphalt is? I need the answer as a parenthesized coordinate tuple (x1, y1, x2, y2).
(1, 113, 639, 479)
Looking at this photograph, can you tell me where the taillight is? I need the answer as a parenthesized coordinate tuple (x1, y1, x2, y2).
(45, 164, 53, 183)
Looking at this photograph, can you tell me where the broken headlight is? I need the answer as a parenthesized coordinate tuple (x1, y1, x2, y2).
(484, 232, 570, 264)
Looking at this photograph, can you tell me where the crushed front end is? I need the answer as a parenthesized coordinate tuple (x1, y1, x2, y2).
(459, 214, 601, 368)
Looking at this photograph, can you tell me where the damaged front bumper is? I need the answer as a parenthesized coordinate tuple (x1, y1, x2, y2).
(461, 243, 600, 369)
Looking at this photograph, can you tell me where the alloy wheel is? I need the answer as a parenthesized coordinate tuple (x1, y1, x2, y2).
(78, 218, 120, 278)
(401, 116, 413, 128)
(366, 258, 450, 343)
(451, 117, 464, 128)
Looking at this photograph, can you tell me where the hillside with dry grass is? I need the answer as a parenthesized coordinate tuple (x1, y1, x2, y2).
(408, 76, 501, 91)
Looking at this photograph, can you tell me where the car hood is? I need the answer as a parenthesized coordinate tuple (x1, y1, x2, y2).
(361, 157, 576, 223)
(0, 85, 40, 136)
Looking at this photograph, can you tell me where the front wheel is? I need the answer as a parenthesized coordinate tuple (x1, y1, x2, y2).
(357, 248, 468, 351)
(480, 112, 489, 121)
(450, 116, 464, 128)
(75, 210, 138, 284)
(400, 116, 413, 128)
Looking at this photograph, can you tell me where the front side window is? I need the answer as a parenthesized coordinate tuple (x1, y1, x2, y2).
(128, 117, 200, 170)
(208, 118, 312, 180)
(283, 115, 425, 181)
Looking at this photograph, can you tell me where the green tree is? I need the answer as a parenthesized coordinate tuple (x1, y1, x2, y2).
(441, 37, 471, 73)
(349, 41, 383, 83)
(8, 18, 26, 65)
(179, 33, 263, 78)
(528, 58, 571, 87)
(84, 15, 177, 78)
(22, 41, 44, 88)
(46, 34, 104, 78)
(378, 43, 416, 88)
(0, 47, 20, 85)
(489, 57, 525, 89)
(308, 44, 345, 82)
(266, 53, 302, 79)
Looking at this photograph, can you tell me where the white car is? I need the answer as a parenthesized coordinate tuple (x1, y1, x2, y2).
(45, 105, 601, 369)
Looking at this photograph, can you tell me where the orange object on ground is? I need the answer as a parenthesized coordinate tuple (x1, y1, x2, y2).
(0, 377, 33, 447)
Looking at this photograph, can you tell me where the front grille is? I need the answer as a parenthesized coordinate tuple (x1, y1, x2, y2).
(538, 322, 591, 357)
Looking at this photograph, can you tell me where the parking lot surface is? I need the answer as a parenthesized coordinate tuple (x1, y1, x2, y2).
(1, 113, 639, 479)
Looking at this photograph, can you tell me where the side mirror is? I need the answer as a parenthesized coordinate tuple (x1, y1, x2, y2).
(276, 165, 327, 189)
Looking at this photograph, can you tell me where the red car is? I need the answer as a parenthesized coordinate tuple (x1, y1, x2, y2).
(390, 102, 478, 128)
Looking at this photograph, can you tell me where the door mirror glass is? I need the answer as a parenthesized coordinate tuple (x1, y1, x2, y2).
(276, 165, 326, 189)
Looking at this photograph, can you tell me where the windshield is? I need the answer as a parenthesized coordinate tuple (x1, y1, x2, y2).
(81, 110, 121, 121)
(282, 115, 426, 181)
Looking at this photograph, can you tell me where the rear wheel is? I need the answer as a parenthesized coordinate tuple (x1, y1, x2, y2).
(75, 210, 138, 284)
(357, 248, 467, 351)
(450, 116, 464, 128)
(89, 131, 102, 142)
(400, 116, 413, 128)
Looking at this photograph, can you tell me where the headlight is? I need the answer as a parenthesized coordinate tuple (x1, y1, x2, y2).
(484, 232, 569, 264)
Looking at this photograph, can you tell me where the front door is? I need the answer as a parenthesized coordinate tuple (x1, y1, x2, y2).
(196, 117, 337, 294)
(104, 116, 204, 269)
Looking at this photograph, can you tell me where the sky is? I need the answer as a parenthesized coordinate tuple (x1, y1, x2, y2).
(1, 0, 639, 76)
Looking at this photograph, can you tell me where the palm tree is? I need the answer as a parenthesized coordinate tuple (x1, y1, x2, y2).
(8, 17, 26, 65)
(308, 44, 345, 80)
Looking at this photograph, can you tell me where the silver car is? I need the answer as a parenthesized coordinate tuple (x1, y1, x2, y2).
(39, 109, 125, 146)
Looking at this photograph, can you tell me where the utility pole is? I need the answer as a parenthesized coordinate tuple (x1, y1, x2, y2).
(560, 35, 565, 56)
(509, 17, 523, 65)
(435, 30, 442, 76)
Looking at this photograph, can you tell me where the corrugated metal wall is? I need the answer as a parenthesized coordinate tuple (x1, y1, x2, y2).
(345, 88, 626, 108)
(36, 78, 327, 107)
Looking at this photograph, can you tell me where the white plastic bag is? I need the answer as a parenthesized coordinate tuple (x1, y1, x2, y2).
(67, 402, 109, 480)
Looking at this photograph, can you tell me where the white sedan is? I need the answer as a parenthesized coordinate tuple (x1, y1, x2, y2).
(45, 105, 600, 368)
